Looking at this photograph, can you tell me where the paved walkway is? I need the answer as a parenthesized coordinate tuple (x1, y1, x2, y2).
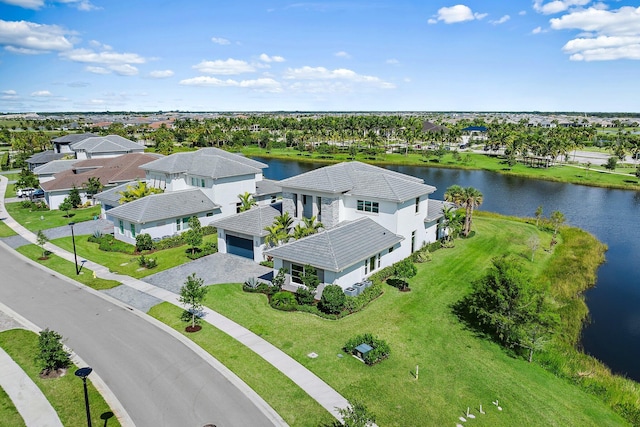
(0, 175, 349, 423)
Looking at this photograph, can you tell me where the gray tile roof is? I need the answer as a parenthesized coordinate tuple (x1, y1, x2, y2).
(264, 217, 403, 272)
(33, 159, 79, 175)
(255, 179, 281, 197)
(26, 150, 66, 165)
(425, 199, 454, 222)
(278, 161, 435, 202)
(140, 147, 267, 179)
(93, 181, 139, 206)
(211, 203, 282, 237)
(52, 133, 98, 143)
(70, 135, 144, 153)
(106, 189, 219, 224)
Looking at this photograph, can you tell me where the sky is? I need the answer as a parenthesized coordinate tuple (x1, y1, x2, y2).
(0, 0, 639, 113)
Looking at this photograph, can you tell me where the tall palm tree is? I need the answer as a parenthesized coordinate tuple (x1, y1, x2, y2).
(444, 185, 484, 237)
(237, 192, 257, 212)
(302, 215, 323, 235)
(264, 224, 286, 248)
(274, 212, 293, 233)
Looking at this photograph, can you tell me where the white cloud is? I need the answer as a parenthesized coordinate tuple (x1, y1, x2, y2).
(85, 66, 110, 74)
(0, 20, 75, 53)
(89, 40, 112, 50)
(429, 4, 488, 24)
(519, 10, 527, 16)
(335, 51, 351, 59)
(110, 64, 138, 76)
(550, 6, 640, 60)
(31, 90, 52, 97)
(211, 37, 230, 45)
(2, 89, 18, 99)
(490, 15, 511, 25)
(60, 48, 146, 65)
(57, 0, 100, 11)
(259, 53, 285, 62)
(386, 58, 399, 65)
(283, 66, 395, 92)
(533, 0, 591, 15)
(179, 76, 282, 92)
(532, 26, 544, 34)
(149, 69, 174, 78)
(5, 46, 41, 54)
(193, 58, 257, 74)
(0, 0, 44, 9)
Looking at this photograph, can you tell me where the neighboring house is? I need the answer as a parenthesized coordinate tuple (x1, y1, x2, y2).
(52, 133, 98, 154)
(105, 189, 220, 245)
(26, 151, 67, 171)
(255, 179, 282, 206)
(93, 180, 139, 216)
(461, 126, 488, 144)
(70, 135, 144, 159)
(252, 161, 446, 290)
(105, 147, 269, 243)
(33, 159, 79, 183)
(40, 153, 161, 209)
(212, 203, 282, 262)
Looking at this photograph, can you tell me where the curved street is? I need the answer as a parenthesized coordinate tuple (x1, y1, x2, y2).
(0, 243, 281, 427)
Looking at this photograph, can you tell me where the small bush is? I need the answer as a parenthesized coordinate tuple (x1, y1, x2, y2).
(135, 233, 153, 252)
(260, 260, 274, 268)
(244, 277, 259, 290)
(154, 234, 184, 250)
(295, 287, 315, 305)
(343, 333, 390, 365)
(35, 328, 70, 374)
(92, 234, 135, 254)
(270, 291, 297, 311)
(319, 284, 346, 314)
(201, 225, 217, 236)
(137, 254, 158, 269)
(186, 241, 217, 260)
(21, 200, 34, 209)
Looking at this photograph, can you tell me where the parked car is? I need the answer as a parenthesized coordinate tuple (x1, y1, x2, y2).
(30, 189, 45, 200)
(16, 187, 35, 198)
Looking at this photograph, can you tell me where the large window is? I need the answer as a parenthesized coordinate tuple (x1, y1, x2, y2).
(357, 200, 379, 213)
(291, 263, 304, 283)
(176, 218, 181, 231)
(119, 220, 124, 234)
(130, 223, 136, 238)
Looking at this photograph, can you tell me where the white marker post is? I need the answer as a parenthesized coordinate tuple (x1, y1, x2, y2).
(415, 365, 419, 380)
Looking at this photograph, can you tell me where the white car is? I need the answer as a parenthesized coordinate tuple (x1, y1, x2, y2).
(16, 187, 35, 198)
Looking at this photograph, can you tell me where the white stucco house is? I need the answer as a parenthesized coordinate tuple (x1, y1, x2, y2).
(214, 161, 447, 290)
(104, 147, 278, 244)
(71, 135, 145, 159)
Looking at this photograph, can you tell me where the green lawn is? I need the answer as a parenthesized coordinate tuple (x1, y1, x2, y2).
(4, 183, 16, 198)
(0, 329, 121, 427)
(0, 219, 17, 237)
(0, 385, 24, 427)
(16, 244, 120, 290)
(0, 172, 20, 181)
(5, 202, 101, 232)
(50, 233, 218, 279)
(241, 147, 640, 191)
(157, 216, 627, 426)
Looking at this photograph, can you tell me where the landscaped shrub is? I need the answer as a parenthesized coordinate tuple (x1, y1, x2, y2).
(35, 328, 71, 375)
(344, 333, 391, 366)
(343, 283, 383, 314)
(88, 234, 135, 254)
(186, 242, 217, 260)
(427, 241, 442, 252)
(153, 234, 184, 250)
(270, 291, 297, 311)
(259, 260, 274, 268)
(201, 225, 217, 236)
(319, 284, 346, 314)
(295, 287, 315, 305)
(369, 265, 395, 284)
(135, 233, 153, 252)
(412, 247, 432, 263)
(137, 254, 157, 269)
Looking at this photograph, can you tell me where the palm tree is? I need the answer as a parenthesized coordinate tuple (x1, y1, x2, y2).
(264, 224, 287, 248)
(237, 192, 257, 212)
(441, 206, 463, 243)
(274, 212, 293, 233)
(302, 215, 323, 235)
(118, 181, 163, 203)
(444, 185, 484, 237)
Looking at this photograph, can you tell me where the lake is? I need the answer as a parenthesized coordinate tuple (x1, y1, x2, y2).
(258, 157, 640, 382)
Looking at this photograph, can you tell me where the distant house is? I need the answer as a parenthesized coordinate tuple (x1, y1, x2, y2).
(40, 153, 161, 209)
(26, 151, 67, 171)
(70, 135, 144, 159)
(104, 147, 272, 243)
(33, 159, 79, 183)
(213, 161, 446, 290)
(52, 133, 98, 154)
(461, 126, 488, 144)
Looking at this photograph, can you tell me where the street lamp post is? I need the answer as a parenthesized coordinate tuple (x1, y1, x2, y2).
(75, 366, 93, 427)
(69, 222, 80, 275)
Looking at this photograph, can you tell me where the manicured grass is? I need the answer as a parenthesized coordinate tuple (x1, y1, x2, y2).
(50, 234, 218, 279)
(0, 385, 24, 427)
(5, 202, 101, 232)
(0, 329, 121, 427)
(4, 183, 16, 198)
(0, 219, 17, 237)
(148, 304, 333, 427)
(241, 147, 640, 191)
(0, 172, 20, 181)
(177, 216, 627, 426)
(16, 244, 120, 290)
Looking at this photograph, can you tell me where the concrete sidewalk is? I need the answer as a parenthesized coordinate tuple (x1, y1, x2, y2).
(0, 175, 349, 423)
(0, 347, 63, 427)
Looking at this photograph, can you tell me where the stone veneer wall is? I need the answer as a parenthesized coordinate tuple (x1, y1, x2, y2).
(321, 196, 340, 229)
(282, 191, 296, 217)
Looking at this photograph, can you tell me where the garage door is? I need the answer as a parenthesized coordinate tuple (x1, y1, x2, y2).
(226, 235, 254, 259)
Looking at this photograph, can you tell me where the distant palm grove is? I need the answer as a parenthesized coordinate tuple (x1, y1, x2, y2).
(2, 114, 639, 169)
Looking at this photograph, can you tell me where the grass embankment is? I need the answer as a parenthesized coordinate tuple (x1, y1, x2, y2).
(0, 329, 121, 427)
(240, 146, 640, 191)
(50, 233, 218, 279)
(151, 215, 628, 426)
(16, 244, 120, 290)
(0, 385, 24, 426)
(5, 202, 101, 232)
(0, 220, 17, 237)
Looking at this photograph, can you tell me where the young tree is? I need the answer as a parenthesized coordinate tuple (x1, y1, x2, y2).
(319, 284, 346, 314)
(394, 258, 417, 290)
(605, 156, 618, 171)
(68, 186, 81, 208)
(183, 216, 203, 255)
(59, 197, 73, 218)
(179, 273, 208, 330)
(15, 167, 39, 189)
(550, 210, 565, 238)
(300, 264, 320, 292)
(36, 328, 71, 375)
(83, 176, 103, 199)
(135, 233, 153, 252)
(527, 235, 540, 262)
(534, 205, 543, 227)
(237, 192, 257, 212)
(337, 400, 377, 427)
(36, 230, 49, 259)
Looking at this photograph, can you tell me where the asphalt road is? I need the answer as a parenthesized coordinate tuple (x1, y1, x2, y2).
(0, 244, 278, 427)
